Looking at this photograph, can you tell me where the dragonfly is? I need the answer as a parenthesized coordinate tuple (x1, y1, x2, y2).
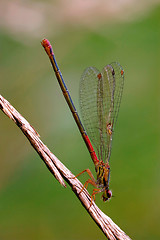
(41, 39, 124, 203)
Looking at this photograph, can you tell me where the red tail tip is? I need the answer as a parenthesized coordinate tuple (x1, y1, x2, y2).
(41, 39, 54, 56)
(41, 38, 51, 48)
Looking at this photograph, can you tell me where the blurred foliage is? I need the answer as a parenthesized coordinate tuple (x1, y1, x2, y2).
(0, 3, 160, 240)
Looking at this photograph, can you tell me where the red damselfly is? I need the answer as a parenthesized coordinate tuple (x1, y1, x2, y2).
(41, 39, 124, 203)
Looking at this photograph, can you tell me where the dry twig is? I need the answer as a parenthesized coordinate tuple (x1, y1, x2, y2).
(0, 94, 131, 240)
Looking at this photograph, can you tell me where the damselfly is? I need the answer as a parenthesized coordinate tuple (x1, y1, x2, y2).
(41, 39, 124, 203)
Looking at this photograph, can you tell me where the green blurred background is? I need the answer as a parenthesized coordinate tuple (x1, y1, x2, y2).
(0, 0, 160, 239)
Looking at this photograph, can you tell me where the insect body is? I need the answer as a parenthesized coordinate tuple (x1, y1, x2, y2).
(41, 39, 124, 203)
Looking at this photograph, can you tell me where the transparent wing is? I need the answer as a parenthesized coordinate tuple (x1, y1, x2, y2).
(101, 62, 124, 161)
(80, 67, 100, 153)
(79, 63, 124, 162)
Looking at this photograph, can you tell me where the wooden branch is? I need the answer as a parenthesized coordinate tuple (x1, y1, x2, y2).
(0, 94, 131, 240)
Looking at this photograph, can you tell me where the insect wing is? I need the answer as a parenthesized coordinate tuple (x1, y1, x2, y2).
(79, 63, 124, 162)
(101, 62, 124, 161)
(80, 67, 101, 155)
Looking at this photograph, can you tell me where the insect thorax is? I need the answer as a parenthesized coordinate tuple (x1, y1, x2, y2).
(95, 161, 110, 189)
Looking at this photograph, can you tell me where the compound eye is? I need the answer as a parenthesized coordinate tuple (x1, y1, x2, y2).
(107, 190, 112, 199)
(102, 190, 112, 202)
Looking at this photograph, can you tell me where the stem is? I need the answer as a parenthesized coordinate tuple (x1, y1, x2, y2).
(0, 94, 131, 240)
